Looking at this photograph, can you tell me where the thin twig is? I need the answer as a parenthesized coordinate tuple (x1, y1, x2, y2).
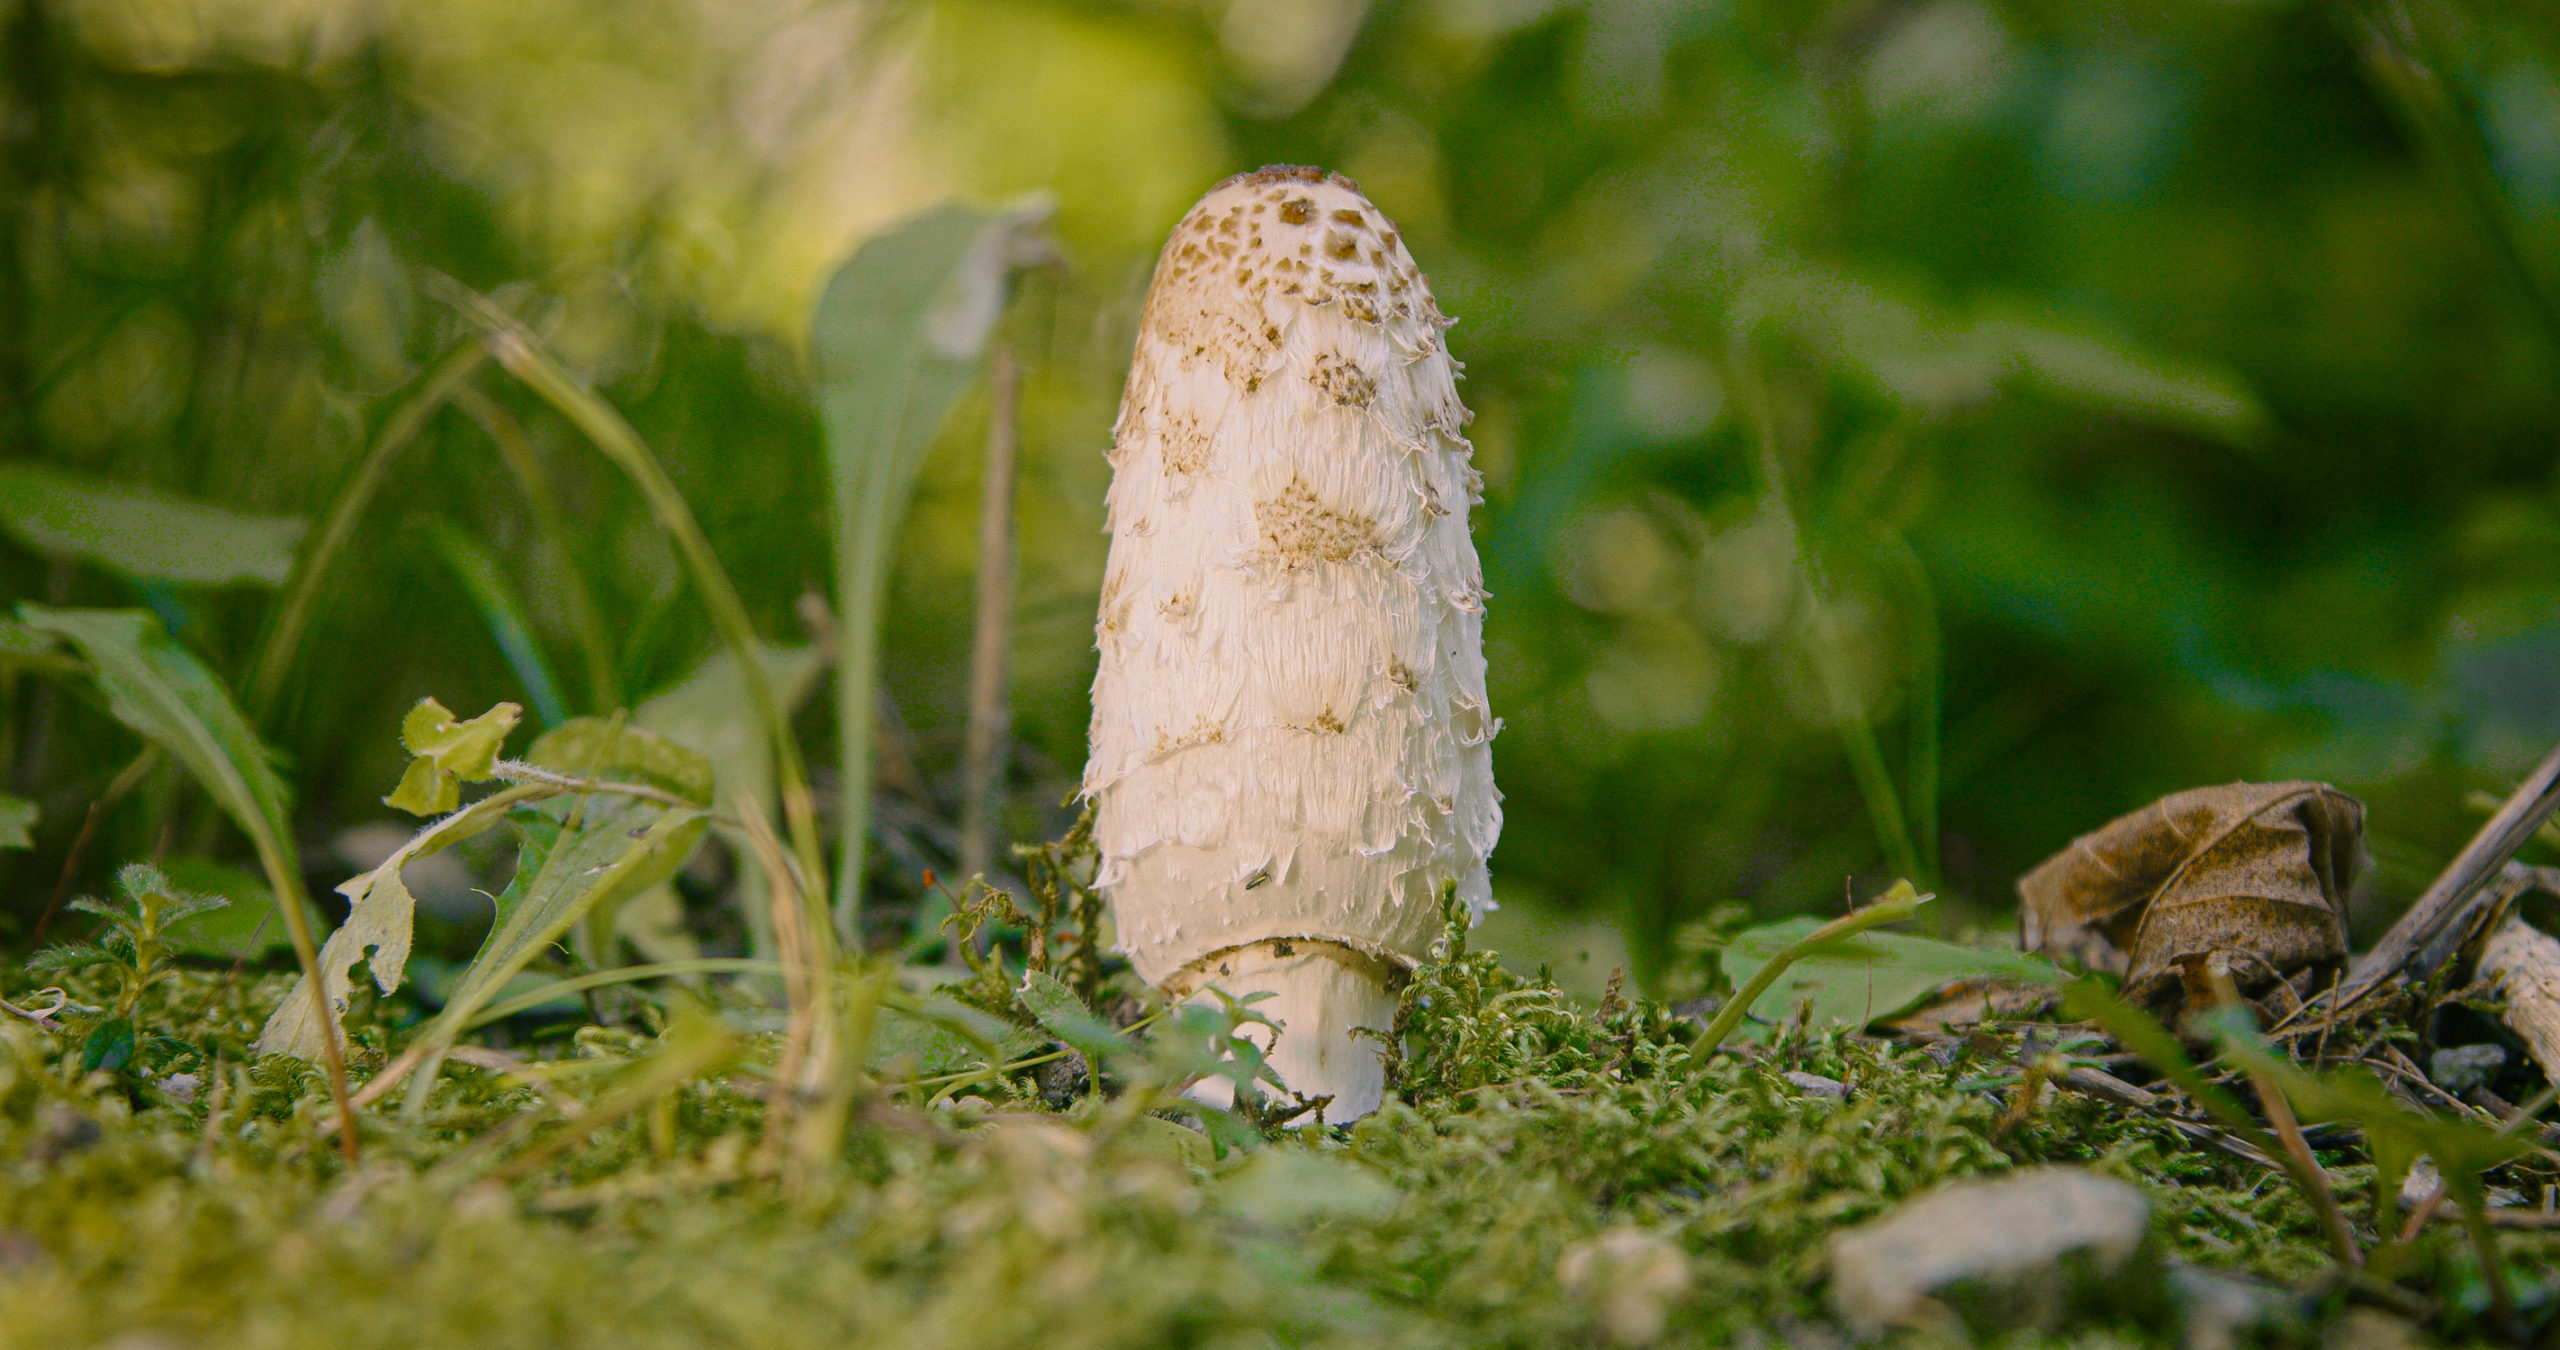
(35, 745, 157, 939)
(248, 342, 487, 719)
(451, 383, 622, 714)
(959, 343, 1019, 884)
(2341, 734, 2560, 1009)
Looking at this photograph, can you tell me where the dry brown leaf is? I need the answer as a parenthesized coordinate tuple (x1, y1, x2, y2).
(2018, 781, 2363, 1009)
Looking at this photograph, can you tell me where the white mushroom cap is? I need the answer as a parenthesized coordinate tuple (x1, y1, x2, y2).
(1083, 167, 1501, 1112)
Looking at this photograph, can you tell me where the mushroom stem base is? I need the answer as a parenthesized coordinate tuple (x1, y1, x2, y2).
(1167, 939, 1404, 1124)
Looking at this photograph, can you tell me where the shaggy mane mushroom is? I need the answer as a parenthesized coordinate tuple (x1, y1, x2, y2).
(1083, 165, 1501, 1123)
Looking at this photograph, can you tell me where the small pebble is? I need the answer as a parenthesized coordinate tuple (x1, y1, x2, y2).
(1784, 1071, 1847, 1099)
(2428, 1043, 2506, 1096)
(1829, 1166, 2157, 1338)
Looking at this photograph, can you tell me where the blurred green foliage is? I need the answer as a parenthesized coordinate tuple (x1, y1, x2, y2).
(3, 0, 2558, 983)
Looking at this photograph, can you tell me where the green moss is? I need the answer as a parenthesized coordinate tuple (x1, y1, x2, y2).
(3, 917, 2547, 1349)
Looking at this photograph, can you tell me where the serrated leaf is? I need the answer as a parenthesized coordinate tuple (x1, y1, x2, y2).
(82, 1017, 136, 1074)
(23, 945, 113, 972)
(0, 462, 305, 587)
(253, 785, 538, 1060)
(0, 792, 34, 849)
(1016, 969, 1127, 1067)
(386, 698, 522, 815)
(871, 996, 1041, 1078)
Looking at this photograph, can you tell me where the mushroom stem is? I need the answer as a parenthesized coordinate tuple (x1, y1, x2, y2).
(1171, 939, 1402, 1124)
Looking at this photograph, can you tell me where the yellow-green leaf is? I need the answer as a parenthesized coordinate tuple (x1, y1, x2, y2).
(385, 697, 521, 816)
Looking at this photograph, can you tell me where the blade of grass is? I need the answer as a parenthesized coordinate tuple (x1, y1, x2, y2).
(1723, 344, 1922, 882)
(451, 383, 622, 714)
(427, 520, 571, 728)
(435, 277, 827, 920)
(1683, 879, 1929, 1067)
(34, 745, 157, 940)
(247, 341, 485, 721)
(2203, 968, 2361, 1268)
(463, 957, 784, 1028)
(1879, 529, 1941, 887)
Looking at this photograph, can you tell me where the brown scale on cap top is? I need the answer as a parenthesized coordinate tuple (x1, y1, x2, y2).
(1126, 165, 1445, 398)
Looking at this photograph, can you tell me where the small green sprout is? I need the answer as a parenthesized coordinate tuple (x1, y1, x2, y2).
(26, 863, 228, 1073)
(384, 697, 522, 815)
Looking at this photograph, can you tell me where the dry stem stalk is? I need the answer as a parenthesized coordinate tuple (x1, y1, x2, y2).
(959, 344, 1020, 884)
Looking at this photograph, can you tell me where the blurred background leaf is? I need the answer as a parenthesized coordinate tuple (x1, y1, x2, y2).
(2, 0, 2556, 990)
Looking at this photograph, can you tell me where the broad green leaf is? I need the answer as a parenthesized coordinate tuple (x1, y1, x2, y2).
(0, 620, 75, 677)
(521, 715, 716, 965)
(1716, 918, 2059, 1034)
(253, 783, 546, 1060)
(527, 715, 715, 807)
(16, 607, 297, 879)
(0, 463, 305, 587)
(815, 197, 1053, 926)
(386, 697, 522, 815)
(0, 792, 33, 849)
(422, 791, 708, 1053)
(428, 521, 571, 727)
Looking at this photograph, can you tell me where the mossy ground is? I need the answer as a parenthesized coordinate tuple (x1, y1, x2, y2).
(0, 922, 2548, 1350)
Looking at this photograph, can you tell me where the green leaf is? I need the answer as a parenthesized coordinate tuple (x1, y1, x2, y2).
(815, 197, 1053, 926)
(1713, 916, 2058, 1035)
(15, 607, 299, 883)
(386, 697, 522, 815)
(428, 521, 571, 727)
(23, 944, 113, 973)
(527, 716, 715, 807)
(252, 784, 542, 1060)
(1016, 969, 1127, 1068)
(405, 785, 709, 1079)
(0, 463, 305, 587)
(0, 792, 33, 849)
(82, 1017, 136, 1074)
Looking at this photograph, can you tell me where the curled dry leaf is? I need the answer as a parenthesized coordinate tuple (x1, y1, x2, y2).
(2018, 781, 2362, 1009)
